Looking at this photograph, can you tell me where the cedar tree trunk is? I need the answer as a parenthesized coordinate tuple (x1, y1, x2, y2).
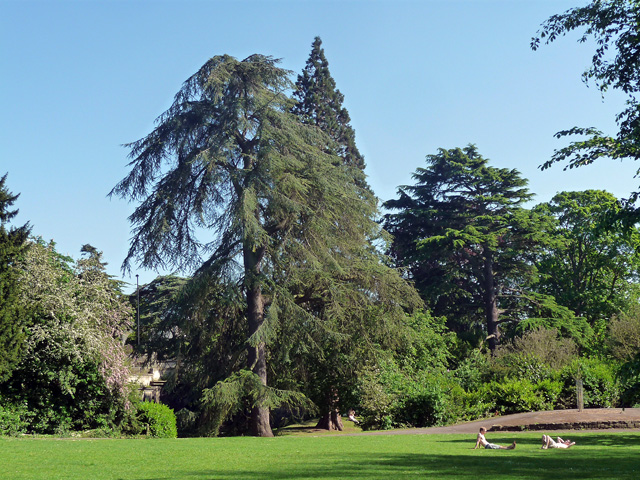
(483, 249, 500, 351)
(245, 246, 273, 437)
(315, 387, 343, 431)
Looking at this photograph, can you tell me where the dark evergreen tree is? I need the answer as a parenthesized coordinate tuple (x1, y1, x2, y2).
(292, 37, 365, 171)
(130, 275, 250, 436)
(384, 146, 557, 350)
(0, 173, 30, 382)
(289, 38, 390, 429)
(111, 54, 419, 436)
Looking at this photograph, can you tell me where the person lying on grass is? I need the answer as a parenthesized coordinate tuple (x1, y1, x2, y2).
(541, 434, 575, 449)
(474, 427, 516, 450)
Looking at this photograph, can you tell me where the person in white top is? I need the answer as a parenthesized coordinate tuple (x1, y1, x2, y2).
(474, 427, 516, 450)
(542, 434, 575, 449)
(347, 409, 359, 424)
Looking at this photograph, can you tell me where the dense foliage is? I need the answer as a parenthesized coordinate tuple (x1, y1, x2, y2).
(292, 36, 365, 171)
(135, 402, 178, 438)
(0, 241, 134, 434)
(533, 190, 640, 331)
(383, 145, 559, 350)
(0, 174, 30, 382)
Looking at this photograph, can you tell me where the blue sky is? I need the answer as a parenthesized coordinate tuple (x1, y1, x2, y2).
(1, 0, 637, 290)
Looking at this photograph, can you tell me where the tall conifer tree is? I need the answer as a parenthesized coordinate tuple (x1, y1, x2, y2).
(291, 38, 420, 429)
(293, 37, 365, 171)
(111, 54, 418, 436)
(0, 173, 30, 381)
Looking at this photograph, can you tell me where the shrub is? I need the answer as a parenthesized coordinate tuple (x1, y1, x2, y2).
(0, 352, 128, 434)
(357, 367, 395, 430)
(391, 377, 452, 428)
(618, 355, 640, 407)
(451, 349, 489, 391)
(559, 358, 619, 408)
(0, 401, 32, 436)
(496, 353, 554, 384)
(357, 360, 456, 430)
(608, 306, 640, 361)
(491, 328, 577, 381)
(136, 402, 178, 438)
(475, 378, 562, 415)
(448, 385, 495, 422)
(534, 378, 564, 407)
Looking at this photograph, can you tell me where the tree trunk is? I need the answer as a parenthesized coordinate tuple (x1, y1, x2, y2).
(315, 386, 343, 431)
(245, 247, 273, 437)
(315, 410, 344, 431)
(247, 338, 272, 437)
(483, 250, 500, 352)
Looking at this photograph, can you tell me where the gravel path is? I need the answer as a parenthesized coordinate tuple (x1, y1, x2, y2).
(348, 408, 640, 436)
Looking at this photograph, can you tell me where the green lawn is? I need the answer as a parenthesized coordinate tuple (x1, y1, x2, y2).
(2, 431, 639, 479)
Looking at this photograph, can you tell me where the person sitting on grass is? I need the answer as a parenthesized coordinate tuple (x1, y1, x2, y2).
(541, 434, 575, 449)
(474, 427, 516, 450)
(347, 409, 360, 424)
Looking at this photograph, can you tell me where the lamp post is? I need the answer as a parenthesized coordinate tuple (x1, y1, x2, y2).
(136, 274, 140, 346)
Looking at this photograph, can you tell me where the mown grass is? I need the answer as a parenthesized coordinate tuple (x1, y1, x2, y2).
(274, 418, 364, 436)
(2, 431, 639, 479)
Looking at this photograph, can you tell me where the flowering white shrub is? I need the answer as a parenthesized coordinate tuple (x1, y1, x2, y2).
(4, 240, 134, 432)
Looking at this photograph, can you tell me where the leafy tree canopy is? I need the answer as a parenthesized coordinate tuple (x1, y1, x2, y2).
(532, 0, 640, 217)
(533, 190, 640, 329)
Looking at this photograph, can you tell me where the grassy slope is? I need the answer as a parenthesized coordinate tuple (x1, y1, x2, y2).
(2, 432, 639, 479)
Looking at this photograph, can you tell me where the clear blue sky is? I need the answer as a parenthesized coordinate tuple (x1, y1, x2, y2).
(1, 0, 637, 290)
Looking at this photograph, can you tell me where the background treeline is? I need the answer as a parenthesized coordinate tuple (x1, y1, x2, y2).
(3, 1, 640, 438)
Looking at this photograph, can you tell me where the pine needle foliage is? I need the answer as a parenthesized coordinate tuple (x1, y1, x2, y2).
(384, 146, 555, 350)
(200, 370, 315, 437)
(0, 174, 30, 382)
(292, 37, 365, 171)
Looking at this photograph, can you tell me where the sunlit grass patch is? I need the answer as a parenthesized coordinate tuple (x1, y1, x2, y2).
(2, 431, 639, 479)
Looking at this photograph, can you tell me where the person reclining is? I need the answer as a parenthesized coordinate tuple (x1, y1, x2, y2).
(347, 409, 359, 424)
(474, 427, 516, 450)
(542, 434, 575, 449)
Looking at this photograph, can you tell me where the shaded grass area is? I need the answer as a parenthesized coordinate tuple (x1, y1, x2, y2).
(274, 418, 363, 436)
(2, 432, 639, 479)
